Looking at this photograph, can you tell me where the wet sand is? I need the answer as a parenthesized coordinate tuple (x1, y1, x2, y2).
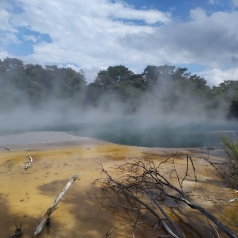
(0, 132, 237, 237)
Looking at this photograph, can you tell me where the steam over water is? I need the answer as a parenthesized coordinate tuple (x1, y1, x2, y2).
(0, 103, 237, 148)
(1, 117, 237, 148)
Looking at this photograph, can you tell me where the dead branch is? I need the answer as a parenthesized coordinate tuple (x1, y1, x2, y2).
(33, 173, 82, 236)
(117, 187, 180, 238)
(145, 189, 184, 237)
(99, 157, 237, 238)
(161, 190, 236, 238)
(100, 161, 183, 238)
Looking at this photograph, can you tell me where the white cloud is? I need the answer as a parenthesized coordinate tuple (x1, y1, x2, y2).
(0, 1, 238, 85)
(0, 50, 11, 59)
(0, 9, 16, 32)
(5, 0, 170, 71)
(190, 8, 207, 21)
(201, 68, 238, 85)
(83, 66, 102, 82)
(121, 9, 238, 68)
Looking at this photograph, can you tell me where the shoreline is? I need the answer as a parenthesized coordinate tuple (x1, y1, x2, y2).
(0, 130, 224, 152)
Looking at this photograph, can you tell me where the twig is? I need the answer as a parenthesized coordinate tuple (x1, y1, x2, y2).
(158, 153, 177, 168)
(189, 156, 197, 182)
(104, 223, 129, 238)
(181, 155, 189, 186)
(132, 205, 140, 238)
(172, 156, 183, 195)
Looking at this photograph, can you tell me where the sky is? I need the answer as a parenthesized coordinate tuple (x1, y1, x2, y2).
(1, 0, 238, 85)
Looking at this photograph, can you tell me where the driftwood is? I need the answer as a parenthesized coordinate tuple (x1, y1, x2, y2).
(98, 157, 237, 238)
(33, 173, 82, 236)
(24, 156, 33, 169)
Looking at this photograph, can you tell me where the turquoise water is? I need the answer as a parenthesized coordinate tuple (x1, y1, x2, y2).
(1, 118, 237, 148)
(56, 120, 238, 148)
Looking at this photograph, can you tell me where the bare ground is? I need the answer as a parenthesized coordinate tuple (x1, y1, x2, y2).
(0, 131, 237, 237)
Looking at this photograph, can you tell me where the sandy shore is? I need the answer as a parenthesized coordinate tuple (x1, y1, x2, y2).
(0, 131, 237, 237)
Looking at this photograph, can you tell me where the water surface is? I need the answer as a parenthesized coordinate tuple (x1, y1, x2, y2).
(59, 120, 238, 148)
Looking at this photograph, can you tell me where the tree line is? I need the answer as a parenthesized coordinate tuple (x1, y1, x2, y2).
(0, 57, 237, 119)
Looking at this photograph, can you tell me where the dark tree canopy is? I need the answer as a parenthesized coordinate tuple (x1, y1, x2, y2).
(0, 58, 86, 109)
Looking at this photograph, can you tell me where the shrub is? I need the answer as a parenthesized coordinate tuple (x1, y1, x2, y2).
(221, 133, 238, 188)
(222, 133, 238, 161)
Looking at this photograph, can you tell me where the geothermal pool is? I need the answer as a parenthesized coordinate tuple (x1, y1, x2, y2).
(57, 120, 238, 148)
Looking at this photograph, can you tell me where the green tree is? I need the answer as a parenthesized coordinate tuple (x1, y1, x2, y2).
(95, 65, 134, 91)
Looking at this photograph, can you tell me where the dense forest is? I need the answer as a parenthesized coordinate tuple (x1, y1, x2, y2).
(0, 57, 238, 120)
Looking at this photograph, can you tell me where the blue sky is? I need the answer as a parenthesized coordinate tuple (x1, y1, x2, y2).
(1, 0, 238, 85)
(126, 0, 235, 15)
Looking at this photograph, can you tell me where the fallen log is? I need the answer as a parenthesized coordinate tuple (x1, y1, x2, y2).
(33, 173, 82, 236)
